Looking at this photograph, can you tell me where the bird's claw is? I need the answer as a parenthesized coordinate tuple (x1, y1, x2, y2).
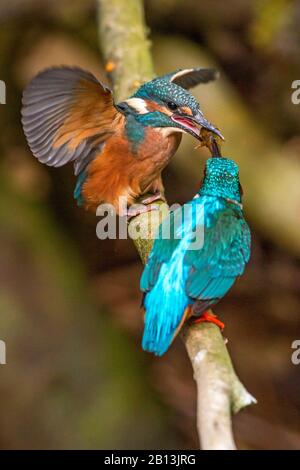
(141, 192, 165, 205)
(126, 203, 159, 221)
(193, 311, 225, 330)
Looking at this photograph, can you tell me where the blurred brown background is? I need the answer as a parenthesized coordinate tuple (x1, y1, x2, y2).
(0, 0, 300, 449)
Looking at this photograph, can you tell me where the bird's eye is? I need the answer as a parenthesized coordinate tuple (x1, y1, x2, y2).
(167, 101, 178, 111)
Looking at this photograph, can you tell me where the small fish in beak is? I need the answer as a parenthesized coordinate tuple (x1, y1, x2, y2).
(195, 127, 223, 157)
(193, 110, 224, 141)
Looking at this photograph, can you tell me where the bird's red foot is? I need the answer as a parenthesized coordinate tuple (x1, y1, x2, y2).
(193, 311, 225, 330)
(141, 192, 165, 205)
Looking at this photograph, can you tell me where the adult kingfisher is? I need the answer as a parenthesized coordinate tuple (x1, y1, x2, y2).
(140, 156, 251, 356)
(21, 66, 223, 216)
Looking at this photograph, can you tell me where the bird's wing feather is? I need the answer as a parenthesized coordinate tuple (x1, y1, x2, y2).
(169, 68, 219, 89)
(140, 204, 191, 292)
(22, 66, 118, 175)
(185, 208, 251, 304)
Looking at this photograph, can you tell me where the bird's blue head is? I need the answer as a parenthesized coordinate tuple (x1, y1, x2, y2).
(116, 68, 223, 141)
(199, 158, 242, 203)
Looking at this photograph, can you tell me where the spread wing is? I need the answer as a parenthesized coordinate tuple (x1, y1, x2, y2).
(168, 68, 219, 89)
(21, 66, 118, 175)
(184, 208, 251, 312)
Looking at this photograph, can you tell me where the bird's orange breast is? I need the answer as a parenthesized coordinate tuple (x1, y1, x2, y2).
(81, 122, 181, 214)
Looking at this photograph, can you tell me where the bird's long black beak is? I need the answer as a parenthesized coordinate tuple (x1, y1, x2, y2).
(192, 110, 224, 140)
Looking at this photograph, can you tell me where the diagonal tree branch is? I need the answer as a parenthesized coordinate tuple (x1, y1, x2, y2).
(98, 0, 154, 101)
(97, 0, 256, 450)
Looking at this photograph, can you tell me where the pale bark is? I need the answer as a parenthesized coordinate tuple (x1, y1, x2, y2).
(98, 0, 256, 450)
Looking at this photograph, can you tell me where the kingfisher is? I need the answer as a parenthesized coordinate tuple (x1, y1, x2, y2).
(21, 66, 223, 216)
(140, 156, 251, 356)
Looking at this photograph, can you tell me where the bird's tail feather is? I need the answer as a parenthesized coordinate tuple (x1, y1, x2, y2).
(142, 291, 190, 356)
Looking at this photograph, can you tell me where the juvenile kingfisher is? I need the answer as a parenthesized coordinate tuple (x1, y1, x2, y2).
(140, 156, 251, 356)
(21, 66, 222, 216)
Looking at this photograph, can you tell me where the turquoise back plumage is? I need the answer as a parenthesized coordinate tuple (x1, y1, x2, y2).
(140, 157, 251, 356)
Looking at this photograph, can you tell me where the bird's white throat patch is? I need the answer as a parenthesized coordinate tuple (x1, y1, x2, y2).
(159, 127, 187, 137)
(125, 97, 148, 114)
